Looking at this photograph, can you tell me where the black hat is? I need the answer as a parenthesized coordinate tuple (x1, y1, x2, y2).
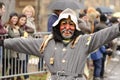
(100, 14, 107, 22)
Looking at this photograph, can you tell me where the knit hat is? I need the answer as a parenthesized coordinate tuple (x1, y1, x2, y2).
(52, 8, 80, 31)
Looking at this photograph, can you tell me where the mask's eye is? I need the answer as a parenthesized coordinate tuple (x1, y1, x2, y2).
(60, 20, 67, 25)
(69, 21, 75, 26)
(61, 19, 75, 26)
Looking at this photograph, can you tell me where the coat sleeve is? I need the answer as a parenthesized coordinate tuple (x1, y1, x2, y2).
(4, 37, 43, 57)
(8, 27, 15, 38)
(88, 24, 120, 53)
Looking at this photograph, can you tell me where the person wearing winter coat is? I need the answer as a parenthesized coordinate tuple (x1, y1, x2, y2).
(90, 46, 106, 80)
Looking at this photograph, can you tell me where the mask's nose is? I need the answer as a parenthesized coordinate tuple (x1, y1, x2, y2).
(65, 24, 70, 30)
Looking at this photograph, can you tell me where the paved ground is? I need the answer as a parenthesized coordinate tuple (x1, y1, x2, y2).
(103, 55, 120, 80)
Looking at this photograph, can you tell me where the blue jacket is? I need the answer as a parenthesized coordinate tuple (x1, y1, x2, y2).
(47, 13, 58, 32)
(90, 46, 106, 60)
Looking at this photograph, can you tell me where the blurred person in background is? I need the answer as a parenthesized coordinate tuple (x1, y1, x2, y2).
(0, 1, 7, 70)
(90, 14, 108, 80)
(4, 12, 19, 80)
(78, 12, 91, 34)
(0, 2, 7, 80)
(95, 14, 113, 79)
(0, 2, 7, 34)
(22, 5, 36, 35)
(47, 9, 63, 32)
(86, 7, 100, 33)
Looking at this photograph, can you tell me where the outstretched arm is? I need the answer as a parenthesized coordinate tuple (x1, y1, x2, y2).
(4, 37, 43, 57)
(88, 24, 120, 53)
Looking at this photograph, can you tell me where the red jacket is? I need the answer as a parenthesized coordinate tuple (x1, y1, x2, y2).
(0, 18, 7, 34)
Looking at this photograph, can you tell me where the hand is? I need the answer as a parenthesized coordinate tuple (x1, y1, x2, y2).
(24, 31, 28, 38)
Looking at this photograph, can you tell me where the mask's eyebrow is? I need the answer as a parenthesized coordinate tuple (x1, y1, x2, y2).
(60, 18, 67, 22)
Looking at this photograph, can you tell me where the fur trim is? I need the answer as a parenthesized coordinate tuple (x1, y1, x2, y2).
(40, 34, 82, 53)
(40, 34, 53, 53)
(71, 35, 82, 48)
